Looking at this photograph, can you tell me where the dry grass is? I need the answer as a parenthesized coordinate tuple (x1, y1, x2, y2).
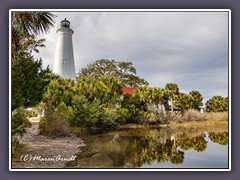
(163, 120, 228, 138)
(116, 110, 229, 138)
(117, 119, 228, 130)
(165, 119, 228, 130)
(167, 109, 228, 123)
(117, 123, 151, 129)
(116, 119, 228, 139)
(204, 111, 228, 121)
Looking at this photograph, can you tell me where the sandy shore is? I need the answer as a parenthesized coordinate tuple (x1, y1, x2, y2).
(12, 117, 84, 169)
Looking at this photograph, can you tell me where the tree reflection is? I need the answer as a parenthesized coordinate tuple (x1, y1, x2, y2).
(100, 133, 210, 167)
(107, 135, 186, 167)
(73, 129, 227, 168)
(123, 133, 209, 166)
(208, 132, 228, 146)
(177, 134, 208, 152)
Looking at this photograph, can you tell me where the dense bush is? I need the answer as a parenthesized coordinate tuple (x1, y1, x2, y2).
(12, 108, 31, 136)
(70, 95, 101, 127)
(205, 96, 228, 112)
(12, 107, 31, 154)
(98, 104, 130, 127)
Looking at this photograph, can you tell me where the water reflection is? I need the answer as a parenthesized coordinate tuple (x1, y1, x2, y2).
(208, 132, 228, 146)
(177, 134, 208, 152)
(66, 128, 228, 168)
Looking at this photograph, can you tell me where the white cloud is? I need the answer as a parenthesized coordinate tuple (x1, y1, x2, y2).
(34, 10, 229, 100)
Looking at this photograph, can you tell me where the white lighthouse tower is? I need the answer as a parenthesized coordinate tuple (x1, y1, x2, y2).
(53, 18, 76, 80)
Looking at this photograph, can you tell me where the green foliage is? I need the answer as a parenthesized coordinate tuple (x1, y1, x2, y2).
(11, 12, 228, 132)
(70, 95, 101, 127)
(25, 109, 38, 118)
(189, 90, 203, 110)
(95, 76, 123, 104)
(11, 12, 56, 110)
(39, 77, 76, 136)
(12, 107, 30, 137)
(12, 12, 56, 36)
(77, 59, 149, 86)
(43, 77, 75, 107)
(174, 90, 203, 112)
(74, 75, 123, 104)
(12, 107, 31, 155)
(175, 93, 194, 111)
(165, 83, 179, 94)
(122, 93, 145, 123)
(71, 76, 130, 128)
(98, 106, 118, 127)
(12, 12, 56, 63)
(12, 56, 51, 110)
(165, 83, 179, 112)
(142, 111, 160, 124)
(71, 97, 130, 128)
(11, 12, 56, 151)
(132, 86, 167, 123)
(205, 96, 228, 112)
(99, 104, 131, 127)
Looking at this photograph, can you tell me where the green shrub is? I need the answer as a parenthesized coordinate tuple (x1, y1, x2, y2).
(145, 111, 159, 124)
(116, 107, 131, 124)
(70, 95, 100, 127)
(98, 104, 129, 127)
(12, 107, 31, 136)
(12, 107, 31, 155)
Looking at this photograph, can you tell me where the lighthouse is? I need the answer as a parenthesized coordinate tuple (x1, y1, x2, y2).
(53, 18, 76, 80)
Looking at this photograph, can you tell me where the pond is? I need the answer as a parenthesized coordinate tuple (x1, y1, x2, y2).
(66, 125, 229, 169)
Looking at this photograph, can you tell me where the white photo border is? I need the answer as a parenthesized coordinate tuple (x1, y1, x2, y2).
(9, 9, 231, 171)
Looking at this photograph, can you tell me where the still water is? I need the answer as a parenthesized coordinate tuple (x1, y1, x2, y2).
(66, 127, 228, 169)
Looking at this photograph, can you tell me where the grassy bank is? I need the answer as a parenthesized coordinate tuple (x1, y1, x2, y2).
(117, 111, 228, 129)
(117, 119, 228, 130)
(116, 119, 228, 139)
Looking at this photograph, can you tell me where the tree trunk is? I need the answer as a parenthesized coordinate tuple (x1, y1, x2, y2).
(171, 98, 174, 113)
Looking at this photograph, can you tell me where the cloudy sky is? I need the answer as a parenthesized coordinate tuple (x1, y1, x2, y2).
(35, 10, 229, 102)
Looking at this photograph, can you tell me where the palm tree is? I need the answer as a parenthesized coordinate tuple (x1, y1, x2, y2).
(11, 12, 56, 63)
(151, 88, 166, 117)
(205, 96, 228, 112)
(95, 76, 123, 104)
(75, 77, 96, 102)
(175, 92, 194, 112)
(134, 86, 149, 104)
(189, 90, 203, 110)
(165, 83, 179, 113)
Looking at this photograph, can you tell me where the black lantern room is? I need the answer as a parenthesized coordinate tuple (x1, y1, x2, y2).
(60, 18, 70, 28)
